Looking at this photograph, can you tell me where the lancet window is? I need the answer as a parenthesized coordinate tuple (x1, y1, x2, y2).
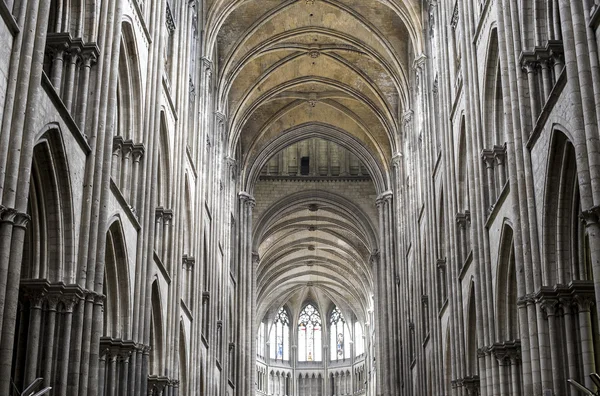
(298, 304, 322, 362)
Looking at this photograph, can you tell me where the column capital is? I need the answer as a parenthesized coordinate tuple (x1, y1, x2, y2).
(573, 294, 595, 312)
(215, 111, 227, 124)
(493, 144, 506, 165)
(539, 298, 559, 316)
(480, 148, 495, 166)
(376, 191, 393, 205)
(132, 143, 146, 160)
(402, 110, 414, 127)
(369, 250, 380, 265)
(0, 206, 30, 228)
(412, 54, 427, 70)
(391, 153, 403, 169)
(122, 139, 135, 156)
(252, 252, 261, 265)
(239, 191, 256, 206)
(155, 206, 165, 221)
(455, 211, 470, 227)
(580, 205, 600, 227)
(46, 294, 61, 311)
(163, 209, 174, 224)
(519, 51, 539, 73)
(201, 57, 213, 72)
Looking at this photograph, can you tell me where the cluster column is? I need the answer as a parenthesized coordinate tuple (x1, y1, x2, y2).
(375, 191, 399, 395)
(237, 192, 256, 395)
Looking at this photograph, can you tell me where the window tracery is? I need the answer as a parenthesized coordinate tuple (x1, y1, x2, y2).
(298, 304, 322, 361)
(330, 307, 350, 361)
(270, 307, 290, 361)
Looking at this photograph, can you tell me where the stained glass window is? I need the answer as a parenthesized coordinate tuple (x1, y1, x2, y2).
(298, 304, 322, 361)
(269, 307, 290, 361)
(330, 306, 351, 360)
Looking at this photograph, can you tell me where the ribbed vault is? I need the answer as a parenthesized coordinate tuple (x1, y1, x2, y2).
(254, 190, 377, 325)
(206, 0, 419, 361)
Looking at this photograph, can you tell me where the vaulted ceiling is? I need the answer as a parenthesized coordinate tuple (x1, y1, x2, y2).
(206, 0, 421, 324)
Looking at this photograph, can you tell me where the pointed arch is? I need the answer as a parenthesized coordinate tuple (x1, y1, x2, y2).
(179, 321, 188, 396)
(466, 279, 478, 375)
(457, 116, 470, 212)
(23, 125, 75, 283)
(542, 128, 588, 284)
(103, 217, 132, 339)
(495, 222, 519, 341)
(150, 279, 165, 375)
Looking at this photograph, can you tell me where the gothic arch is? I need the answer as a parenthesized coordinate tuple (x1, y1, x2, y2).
(242, 123, 388, 195)
(103, 217, 132, 339)
(495, 222, 518, 341)
(117, 21, 144, 143)
(481, 27, 504, 148)
(465, 279, 478, 376)
(542, 127, 588, 284)
(23, 125, 75, 282)
(150, 279, 165, 375)
(179, 321, 188, 395)
(456, 116, 470, 212)
(157, 112, 172, 208)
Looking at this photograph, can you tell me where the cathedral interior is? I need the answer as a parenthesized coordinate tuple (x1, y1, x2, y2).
(1, 0, 600, 395)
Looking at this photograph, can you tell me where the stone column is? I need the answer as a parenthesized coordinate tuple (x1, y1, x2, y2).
(541, 299, 563, 394)
(120, 140, 134, 199)
(538, 55, 553, 100)
(521, 58, 541, 122)
(58, 295, 80, 396)
(75, 49, 98, 129)
(481, 149, 496, 209)
(509, 351, 521, 396)
(238, 192, 256, 395)
(130, 144, 145, 207)
(559, 298, 579, 396)
(61, 46, 78, 109)
(112, 136, 124, 181)
(575, 295, 596, 391)
(162, 209, 174, 262)
(49, 43, 68, 89)
(42, 295, 60, 387)
(493, 145, 506, 189)
(24, 290, 46, 385)
(155, 208, 164, 256)
(98, 349, 108, 396)
(120, 351, 131, 396)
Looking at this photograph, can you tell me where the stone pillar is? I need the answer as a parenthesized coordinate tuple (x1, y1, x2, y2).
(509, 351, 521, 396)
(120, 351, 131, 396)
(63, 47, 81, 111)
(162, 209, 174, 262)
(112, 136, 124, 180)
(541, 299, 563, 394)
(575, 295, 596, 391)
(481, 149, 496, 209)
(493, 145, 506, 189)
(24, 291, 45, 385)
(48, 43, 68, 89)
(238, 192, 256, 395)
(58, 295, 80, 396)
(120, 140, 134, 199)
(155, 208, 164, 256)
(42, 295, 60, 387)
(75, 49, 98, 129)
(521, 57, 541, 121)
(98, 349, 108, 396)
(130, 144, 145, 207)
(559, 298, 578, 396)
